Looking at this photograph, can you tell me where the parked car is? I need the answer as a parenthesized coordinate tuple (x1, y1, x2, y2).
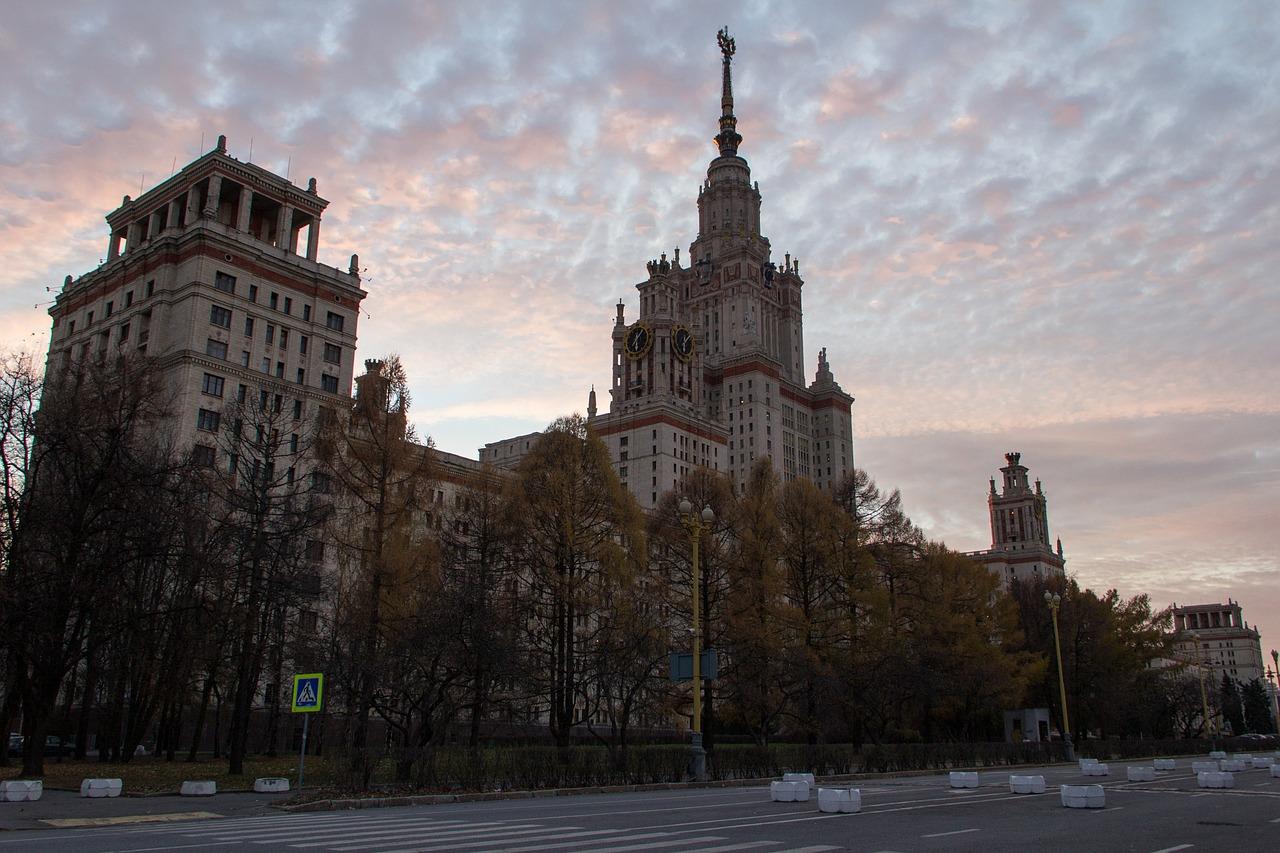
(44, 736, 70, 757)
(6, 733, 21, 757)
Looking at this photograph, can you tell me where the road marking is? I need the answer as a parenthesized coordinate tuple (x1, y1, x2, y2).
(685, 843, 779, 853)
(330, 827, 625, 852)
(1255, 782, 1271, 786)
(774, 847, 841, 853)
(1150, 845, 1193, 853)
(559, 838, 727, 853)
(1092, 806, 1124, 812)
(41, 811, 223, 828)
(921, 828, 980, 838)
(452, 832, 671, 853)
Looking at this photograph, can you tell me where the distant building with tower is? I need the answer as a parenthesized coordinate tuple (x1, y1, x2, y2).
(966, 452, 1066, 587)
(1171, 600, 1267, 686)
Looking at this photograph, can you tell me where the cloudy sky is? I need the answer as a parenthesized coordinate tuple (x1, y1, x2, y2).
(3, 2, 1278, 660)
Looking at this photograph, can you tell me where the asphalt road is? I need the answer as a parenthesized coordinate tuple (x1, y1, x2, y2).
(1, 758, 1277, 852)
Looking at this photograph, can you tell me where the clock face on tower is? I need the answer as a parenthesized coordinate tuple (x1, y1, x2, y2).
(672, 325, 695, 361)
(624, 322, 653, 360)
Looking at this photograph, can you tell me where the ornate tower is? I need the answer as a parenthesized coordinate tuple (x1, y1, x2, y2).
(967, 452, 1066, 587)
(590, 30, 855, 508)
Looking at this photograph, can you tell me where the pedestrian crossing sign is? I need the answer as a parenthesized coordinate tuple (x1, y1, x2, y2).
(291, 673, 324, 713)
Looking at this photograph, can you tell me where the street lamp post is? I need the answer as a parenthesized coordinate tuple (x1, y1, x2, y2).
(1271, 650, 1280, 735)
(679, 498, 714, 782)
(1043, 591, 1075, 762)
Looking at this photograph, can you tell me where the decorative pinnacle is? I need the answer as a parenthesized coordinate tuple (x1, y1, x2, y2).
(715, 27, 742, 157)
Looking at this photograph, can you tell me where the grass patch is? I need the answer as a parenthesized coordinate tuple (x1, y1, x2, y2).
(0, 755, 338, 795)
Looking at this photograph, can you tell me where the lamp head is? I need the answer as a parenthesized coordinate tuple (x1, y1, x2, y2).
(679, 498, 692, 516)
(701, 505, 715, 524)
(1044, 591, 1052, 603)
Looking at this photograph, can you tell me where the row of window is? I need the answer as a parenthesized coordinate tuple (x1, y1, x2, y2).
(213, 271, 346, 331)
(64, 280, 156, 338)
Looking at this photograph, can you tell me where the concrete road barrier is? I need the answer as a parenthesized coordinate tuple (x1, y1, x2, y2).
(1191, 761, 1218, 774)
(1153, 759, 1176, 770)
(817, 787, 861, 814)
(1251, 757, 1274, 769)
(180, 780, 217, 797)
(1219, 759, 1245, 772)
(1060, 784, 1105, 809)
(1078, 758, 1099, 770)
(782, 773, 816, 786)
(1126, 766, 1155, 782)
(1271, 764, 1280, 778)
(1009, 774, 1046, 794)
(1081, 763, 1109, 777)
(1231, 754, 1253, 761)
(770, 780, 810, 802)
(254, 777, 291, 793)
(80, 778, 123, 798)
(1208, 750, 1227, 760)
(1197, 771, 1234, 789)
(0, 780, 42, 802)
(949, 772, 979, 789)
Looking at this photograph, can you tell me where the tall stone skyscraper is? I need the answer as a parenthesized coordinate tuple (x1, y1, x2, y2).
(588, 30, 855, 509)
(967, 452, 1066, 587)
(47, 135, 365, 464)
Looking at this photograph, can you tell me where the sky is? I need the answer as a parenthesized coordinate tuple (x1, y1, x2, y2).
(2, 1, 1278, 664)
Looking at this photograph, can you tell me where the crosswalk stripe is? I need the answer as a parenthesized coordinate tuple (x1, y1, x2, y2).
(320, 825, 580, 850)
(289, 822, 539, 848)
(361, 829, 646, 853)
(679, 843, 778, 853)
(774, 847, 842, 853)
(184, 816, 471, 838)
(568, 838, 727, 853)
(207, 819, 508, 842)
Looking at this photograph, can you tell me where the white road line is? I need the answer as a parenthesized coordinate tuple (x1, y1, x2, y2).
(920, 828, 980, 838)
(332, 827, 629, 852)
(1150, 845, 1193, 853)
(309, 824, 571, 849)
(193, 817, 475, 839)
(774, 847, 841, 853)
(429, 830, 666, 853)
(689, 843, 780, 853)
(539, 838, 727, 853)
(276, 822, 542, 847)
(106, 845, 226, 853)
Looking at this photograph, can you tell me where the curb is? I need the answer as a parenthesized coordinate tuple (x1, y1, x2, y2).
(275, 759, 1078, 813)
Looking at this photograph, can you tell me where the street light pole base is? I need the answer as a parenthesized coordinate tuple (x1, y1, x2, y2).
(1063, 733, 1075, 763)
(688, 733, 706, 782)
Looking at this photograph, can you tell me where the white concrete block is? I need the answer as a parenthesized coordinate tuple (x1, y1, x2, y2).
(80, 778, 123, 798)
(1153, 759, 1176, 770)
(1197, 771, 1234, 789)
(949, 771, 979, 788)
(1081, 763, 1110, 777)
(1078, 758, 1099, 769)
(1191, 761, 1219, 774)
(782, 773, 816, 786)
(180, 780, 217, 797)
(1208, 750, 1227, 759)
(0, 780, 42, 802)
(253, 777, 290, 793)
(770, 780, 809, 802)
(1126, 766, 1155, 782)
(1231, 754, 1253, 761)
(1270, 763, 1280, 778)
(1060, 784, 1105, 809)
(1009, 774, 1046, 794)
(1250, 756, 1274, 769)
(816, 787, 861, 814)
(1219, 759, 1245, 772)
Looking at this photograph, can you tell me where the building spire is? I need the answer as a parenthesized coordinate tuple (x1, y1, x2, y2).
(715, 27, 742, 157)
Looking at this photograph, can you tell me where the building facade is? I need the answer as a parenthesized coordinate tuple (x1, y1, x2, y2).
(587, 29, 855, 510)
(1171, 600, 1268, 686)
(965, 452, 1066, 587)
(47, 135, 366, 466)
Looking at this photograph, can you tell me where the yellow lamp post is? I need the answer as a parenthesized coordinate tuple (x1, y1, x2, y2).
(1271, 650, 1280, 734)
(1044, 591, 1075, 761)
(679, 498, 714, 782)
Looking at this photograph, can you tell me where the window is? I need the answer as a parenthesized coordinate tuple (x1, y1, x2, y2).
(275, 361, 284, 379)
(206, 339, 228, 359)
(280, 328, 289, 349)
(244, 316, 255, 336)
(196, 408, 221, 432)
(269, 292, 279, 310)
(125, 291, 134, 307)
(311, 471, 329, 493)
(323, 343, 341, 364)
(88, 310, 94, 325)
(145, 280, 155, 298)
(69, 320, 76, 334)
(265, 324, 275, 345)
(300, 335, 308, 355)
(210, 304, 232, 328)
(214, 271, 236, 294)
(260, 356, 270, 374)
(191, 444, 215, 467)
(248, 284, 258, 303)
(202, 373, 224, 397)
(241, 350, 251, 367)
(237, 384, 247, 404)
(289, 433, 299, 453)
(303, 304, 311, 321)
(105, 301, 113, 317)
(119, 322, 130, 343)
(305, 539, 325, 561)
(284, 297, 292, 314)
(299, 610, 318, 632)
(296, 368, 306, 384)
(292, 398, 302, 419)
(326, 311, 344, 332)
(321, 374, 339, 393)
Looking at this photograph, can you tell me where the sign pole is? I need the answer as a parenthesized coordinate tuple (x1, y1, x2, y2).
(298, 712, 310, 791)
